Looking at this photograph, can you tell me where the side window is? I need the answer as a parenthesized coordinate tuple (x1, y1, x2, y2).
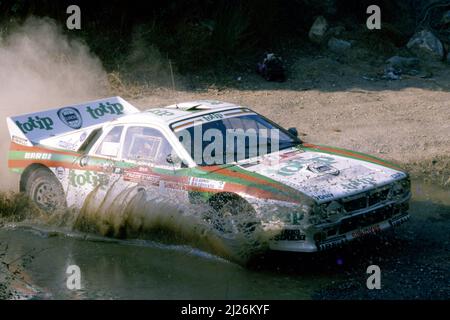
(95, 126, 123, 158)
(122, 126, 174, 166)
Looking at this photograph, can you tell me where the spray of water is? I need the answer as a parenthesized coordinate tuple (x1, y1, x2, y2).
(73, 183, 274, 264)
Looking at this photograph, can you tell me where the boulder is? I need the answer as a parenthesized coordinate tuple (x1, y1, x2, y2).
(406, 30, 444, 61)
(309, 16, 328, 44)
(327, 37, 352, 53)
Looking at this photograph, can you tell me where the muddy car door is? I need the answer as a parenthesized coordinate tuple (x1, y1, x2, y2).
(119, 125, 190, 204)
(66, 125, 126, 209)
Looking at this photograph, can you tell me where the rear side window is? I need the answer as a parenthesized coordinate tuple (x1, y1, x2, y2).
(78, 128, 102, 153)
(95, 126, 124, 158)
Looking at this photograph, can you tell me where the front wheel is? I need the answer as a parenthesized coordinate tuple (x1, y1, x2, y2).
(207, 196, 260, 238)
(24, 167, 66, 212)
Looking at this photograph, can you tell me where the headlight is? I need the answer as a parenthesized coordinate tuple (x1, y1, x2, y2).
(326, 201, 345, 216)
(276, 211, 305, 225)
(272, 205, 310, 225)
(312, 201, 345, 222)
(390, 177, 411, 199)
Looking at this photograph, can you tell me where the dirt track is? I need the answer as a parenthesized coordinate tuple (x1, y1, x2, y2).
(128, 56, 450, 187)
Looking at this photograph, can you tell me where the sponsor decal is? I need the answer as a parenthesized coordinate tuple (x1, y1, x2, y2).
(80, 132, 87, 142)
(268, 156, 337, 177)
(68, 170, 109, 188)
(307, 163, 340, 175)
(240, 162, 259, 168)
(15, 116, 54, 133)
(56, 167, 65, 180)
(202, 113, 224, 122)
(314, 193, 334, 201)
(58, 140, 77, 150)
(351, 224, 381, 239)
(160, 181, 188, 191)
(57, 107, 83, 129)
(391, 172, 405, 180)
(279, 150, 303, 161)
(24, 152, 52, 160)
(318, 236, 347, 250)
(341, 176, 377, 190)
(123, 168, 160, 185)
(11, 135, 29, 146)
(189, 177, 225, 190)
(389, 214, 409, 227)
(86, 102, 124, 119)
(273, 229, 306, 241)
(147, 109, 174, 117)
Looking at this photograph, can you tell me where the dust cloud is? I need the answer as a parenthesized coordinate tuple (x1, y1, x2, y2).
(0, 17, 109, 190)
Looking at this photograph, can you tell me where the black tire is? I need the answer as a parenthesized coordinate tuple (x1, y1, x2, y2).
(208, 195, 260, 237)
(24, 167, 66, 212)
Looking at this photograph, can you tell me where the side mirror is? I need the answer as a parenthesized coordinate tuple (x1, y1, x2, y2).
(288, 127, 299, 137)
(166, 153, 183, 166)
(79, 155, 89, 167)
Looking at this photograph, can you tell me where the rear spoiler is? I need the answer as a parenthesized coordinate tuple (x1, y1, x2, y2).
(6, 96, 139, 149)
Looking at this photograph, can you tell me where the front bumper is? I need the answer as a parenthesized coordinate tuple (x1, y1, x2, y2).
(269, 199, 410, 253)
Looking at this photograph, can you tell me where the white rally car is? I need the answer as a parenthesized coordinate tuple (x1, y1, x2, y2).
(7, 97, 411, 252)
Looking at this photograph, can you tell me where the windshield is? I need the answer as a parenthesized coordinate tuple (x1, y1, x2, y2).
(173, 113, 301, 166)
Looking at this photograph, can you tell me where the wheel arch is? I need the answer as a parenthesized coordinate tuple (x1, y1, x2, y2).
(19, 163, 54, 192)
(208, 192, 254, 212)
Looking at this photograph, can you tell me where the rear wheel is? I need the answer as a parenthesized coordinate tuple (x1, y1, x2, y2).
(24, 167, 66, 212)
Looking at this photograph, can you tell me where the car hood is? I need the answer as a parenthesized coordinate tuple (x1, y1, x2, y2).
(235, 145, 407, 203)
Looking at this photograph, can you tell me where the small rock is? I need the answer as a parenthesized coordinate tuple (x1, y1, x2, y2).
(406, 30, 444, 61)
(386, 56, 420, 70)
(328, 37, 352, 53)
(382, 67, 402, 80)
(309, 16, 328, 44)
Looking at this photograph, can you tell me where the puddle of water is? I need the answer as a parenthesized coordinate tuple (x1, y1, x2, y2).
(0, 227, 331, 299)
